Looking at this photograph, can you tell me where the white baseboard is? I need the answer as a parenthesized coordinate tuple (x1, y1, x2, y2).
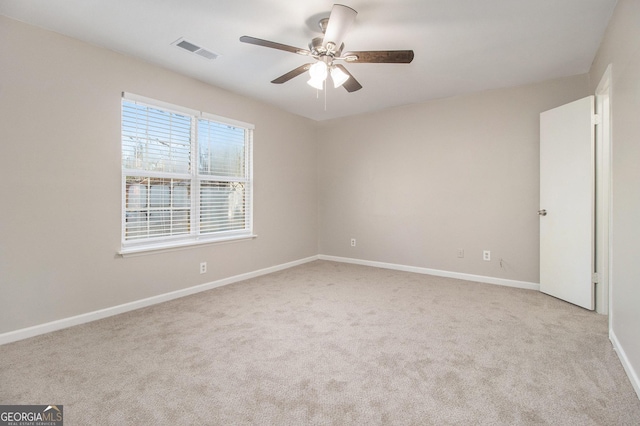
(318, 255, 540, 291)
(0, 255, 319, 346)
(610, 329, 640, 400)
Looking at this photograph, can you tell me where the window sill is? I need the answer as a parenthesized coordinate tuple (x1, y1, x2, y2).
(119, 234, 258, 258)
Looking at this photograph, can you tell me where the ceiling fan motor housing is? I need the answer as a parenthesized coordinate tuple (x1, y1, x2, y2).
(309, 37, 343, 58)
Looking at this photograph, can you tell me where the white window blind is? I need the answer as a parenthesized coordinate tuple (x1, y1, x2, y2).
(121, 93, 254, 254)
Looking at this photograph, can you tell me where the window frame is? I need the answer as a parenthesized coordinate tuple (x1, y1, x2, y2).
(119, 92, 255, 256)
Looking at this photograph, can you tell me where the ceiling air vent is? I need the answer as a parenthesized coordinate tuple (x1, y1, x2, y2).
(172, 38, 219, 60)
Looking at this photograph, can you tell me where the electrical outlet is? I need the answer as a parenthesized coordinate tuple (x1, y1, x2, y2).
(200, 262, 207, 274)
(457, 249, 464, 258)
(351, 238, 356, 247)
(483, 250, 491, 261)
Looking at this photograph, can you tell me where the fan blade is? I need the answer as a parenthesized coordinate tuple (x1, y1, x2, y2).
(343, 50, 415, 64)
(334, 64, 362, 92)
(322, 4, 357, 53)
(240, 36, 311, 56)
(271, 63, 313, 84)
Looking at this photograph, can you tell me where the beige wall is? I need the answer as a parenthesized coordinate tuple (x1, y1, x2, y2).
(317, 75, 589, 284)
(0, 16, 318, 334)
(589, 0, 640, 395)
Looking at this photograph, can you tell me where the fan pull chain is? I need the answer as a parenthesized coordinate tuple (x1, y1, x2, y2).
(324, 79, 327, 111)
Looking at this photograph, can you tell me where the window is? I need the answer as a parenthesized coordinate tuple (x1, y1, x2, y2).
(120, 93, 254, 255)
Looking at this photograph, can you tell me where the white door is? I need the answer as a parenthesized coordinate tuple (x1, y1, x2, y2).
(539, 96, 595, 310)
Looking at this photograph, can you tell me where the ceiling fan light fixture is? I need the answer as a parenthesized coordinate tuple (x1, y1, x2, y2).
(330, 66, 349, 88)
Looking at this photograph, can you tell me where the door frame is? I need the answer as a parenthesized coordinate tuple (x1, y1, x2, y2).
(595, 64, 612, 316)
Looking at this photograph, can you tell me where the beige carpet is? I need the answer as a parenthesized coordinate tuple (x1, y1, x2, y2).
(1, 260, 639, 425)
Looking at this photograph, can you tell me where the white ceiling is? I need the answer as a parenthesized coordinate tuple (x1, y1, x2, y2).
(0, 0, 617, 121)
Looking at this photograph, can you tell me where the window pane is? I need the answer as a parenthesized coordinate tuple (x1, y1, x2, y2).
(197, 120, 246, 177)
(200, 181, 246, 233)
(122, 101, 192, 173)
(125, 176, 191, 240)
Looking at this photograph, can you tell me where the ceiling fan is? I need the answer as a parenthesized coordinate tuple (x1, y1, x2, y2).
(240, 4, 414, 93)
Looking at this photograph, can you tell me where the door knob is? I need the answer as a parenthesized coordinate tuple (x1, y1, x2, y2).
(538, 209, 547, 216)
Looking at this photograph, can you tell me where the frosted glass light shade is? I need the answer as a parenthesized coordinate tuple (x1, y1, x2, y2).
(309, 61, 328, 80)
(307, 61, 328, 90)
(330, 66, 349, 88)
(307, 77, 324, 90)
